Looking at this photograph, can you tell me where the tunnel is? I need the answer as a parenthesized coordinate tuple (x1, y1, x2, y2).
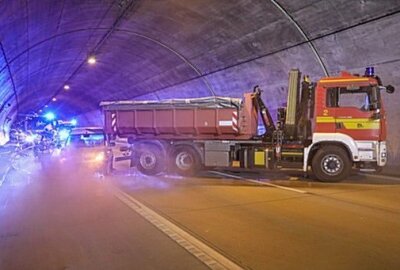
(1, 1, 400, 269)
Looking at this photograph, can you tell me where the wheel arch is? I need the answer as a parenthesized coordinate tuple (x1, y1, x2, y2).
(307, 141, 353, 168)
(304, 133, 358, 172)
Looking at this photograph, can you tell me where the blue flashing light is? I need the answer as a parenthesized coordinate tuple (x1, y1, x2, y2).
(70, 119, 78, 126)
(365, 67, 374, 77)
(44, 112, 56, 121)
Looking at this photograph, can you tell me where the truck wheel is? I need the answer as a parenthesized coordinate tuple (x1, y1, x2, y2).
(136, 146, 164, 176)
(312, 146, 351, 182)
(172, 147, 200, 176)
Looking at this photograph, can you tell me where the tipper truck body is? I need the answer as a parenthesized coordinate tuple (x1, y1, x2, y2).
(101, 68, 394, 181)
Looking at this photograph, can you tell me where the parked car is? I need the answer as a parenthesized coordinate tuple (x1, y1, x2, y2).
(61, 127, 112, 174)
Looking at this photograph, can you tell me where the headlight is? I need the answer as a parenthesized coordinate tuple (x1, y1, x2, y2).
(94, 152, 105, 162)
(53, 148, 62, 156)
(25, 135, 38, 143)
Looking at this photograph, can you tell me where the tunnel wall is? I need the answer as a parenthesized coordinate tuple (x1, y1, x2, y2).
(1, 0, 399, 172)
(133, 13, 400, 170)
(75, 110, 103, 128)
(0, 106, 14, 146)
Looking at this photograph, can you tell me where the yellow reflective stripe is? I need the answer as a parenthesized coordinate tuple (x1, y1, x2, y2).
(320, 78, 369, 83)
(337, 118, 380, 123)
(281, 152, 303, 156)
(316, 117, 380, 129)
(316, 116, 335, 123)
(342, 122, 380, 129)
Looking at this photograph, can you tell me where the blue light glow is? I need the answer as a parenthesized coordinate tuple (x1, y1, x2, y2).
(365, 67, 374, 77)
(70, 119, 78, 126)
(44, 112, 56, 121)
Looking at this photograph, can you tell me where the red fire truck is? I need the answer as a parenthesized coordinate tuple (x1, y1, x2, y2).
(101, 67, 394, 182)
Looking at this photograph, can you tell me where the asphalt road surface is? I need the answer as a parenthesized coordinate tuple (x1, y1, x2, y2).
(1, 157, 400, 270)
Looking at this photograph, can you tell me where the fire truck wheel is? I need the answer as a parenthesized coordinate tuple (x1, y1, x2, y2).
(312, 146, 351, 182)
(172, 146, 200, 176)
(136, 145, 164, 176)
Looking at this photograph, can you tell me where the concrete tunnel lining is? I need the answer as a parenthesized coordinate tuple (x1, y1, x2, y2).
(0, 0, 399, 168)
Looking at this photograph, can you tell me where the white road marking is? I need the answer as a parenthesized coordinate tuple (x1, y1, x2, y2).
(359, 173, 400, 182)
(114, 188, 243, 270)
(0, 165, 12, 188)
(208, 171, 244, 180)
(208, 170, 309, 194)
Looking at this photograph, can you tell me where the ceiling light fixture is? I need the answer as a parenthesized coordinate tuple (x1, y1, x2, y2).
(64, 84, 70, 90)
(87, 55, 96, 65)
(52, 97, 57, 102)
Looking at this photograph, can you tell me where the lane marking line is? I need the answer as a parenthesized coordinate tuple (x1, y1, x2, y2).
(359, 173, 400, 182)
(208, 171, 244, 180)
(208, 171, 309, 194)
(114, 188, 243, 270)
(0, 166, 11, 188)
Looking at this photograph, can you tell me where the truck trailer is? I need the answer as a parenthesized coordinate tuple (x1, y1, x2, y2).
(100, 68, 394, 182)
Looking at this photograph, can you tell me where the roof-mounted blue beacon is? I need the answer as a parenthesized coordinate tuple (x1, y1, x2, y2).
(365, 67, 374, 77)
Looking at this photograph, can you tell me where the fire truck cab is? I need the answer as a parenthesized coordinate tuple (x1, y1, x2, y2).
(304, 67, 394, 181)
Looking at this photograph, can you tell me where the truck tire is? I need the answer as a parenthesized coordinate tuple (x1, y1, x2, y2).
(136, 145, 164, 176)
(312, 146, 351, 182)
(171, 146, 200, 176)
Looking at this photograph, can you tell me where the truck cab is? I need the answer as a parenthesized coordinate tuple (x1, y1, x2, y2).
(305, 68, 393, 181)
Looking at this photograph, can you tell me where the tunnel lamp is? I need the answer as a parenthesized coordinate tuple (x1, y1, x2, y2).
(52, 97, 57, 102)
(64, 84, 70, 90)
(87, 56, 96, 65)
(44, 105, 48, 108)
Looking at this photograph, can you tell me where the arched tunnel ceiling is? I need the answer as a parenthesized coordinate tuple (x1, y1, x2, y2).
(0, 1, 399, 129)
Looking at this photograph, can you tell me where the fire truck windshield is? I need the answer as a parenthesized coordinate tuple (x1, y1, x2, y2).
(326, 85, 381, 111)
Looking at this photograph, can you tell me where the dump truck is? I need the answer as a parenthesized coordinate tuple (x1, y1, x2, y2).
(100, 67, 394, 182)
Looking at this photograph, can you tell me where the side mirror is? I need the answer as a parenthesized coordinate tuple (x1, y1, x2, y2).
(386, 85, 395, 94)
